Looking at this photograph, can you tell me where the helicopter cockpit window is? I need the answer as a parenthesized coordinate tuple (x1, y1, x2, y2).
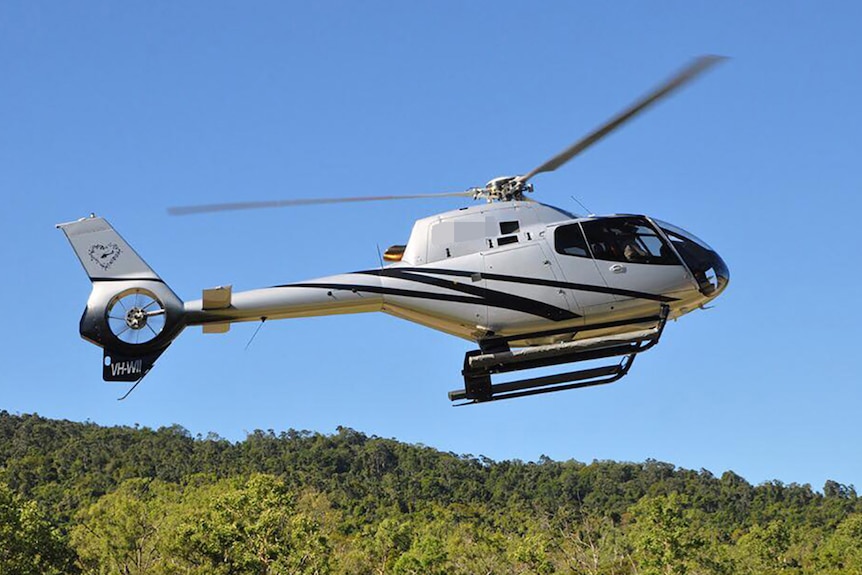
(554, 223, 590, 258)
(581, 217, 678, 265)
(654, 219, 729, 295)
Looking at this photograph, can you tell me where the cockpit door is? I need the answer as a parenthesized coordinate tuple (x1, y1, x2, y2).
(580, 217, 693, 316)
(548, 222, 618, 319)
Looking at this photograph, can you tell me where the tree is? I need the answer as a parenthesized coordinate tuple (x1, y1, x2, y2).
(169, 473, 331, 575)
(817, 513, 862, 574)
(734, 520, 801, 575)
(628, 493, 705, 575)
(361, 517, 414, 575)
(0, 482, 77, 575)
(508, 531, 555, 575)
(71, 478, 178, 575)
(442, 520, 508, 575)
(553, 508, 630, 575)
(393, 532, 447, 575)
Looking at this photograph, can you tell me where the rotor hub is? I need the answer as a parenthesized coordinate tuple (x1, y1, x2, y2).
(471, 176, 533, 203)
(125, 307, 148, 330)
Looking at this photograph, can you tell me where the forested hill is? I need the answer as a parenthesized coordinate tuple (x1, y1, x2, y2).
(1, 410, 860, 574)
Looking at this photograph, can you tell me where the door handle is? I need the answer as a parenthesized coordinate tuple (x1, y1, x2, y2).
(610, 264, 626, 273)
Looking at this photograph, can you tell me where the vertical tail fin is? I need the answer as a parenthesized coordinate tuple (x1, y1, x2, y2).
(56, 216, 162, 281)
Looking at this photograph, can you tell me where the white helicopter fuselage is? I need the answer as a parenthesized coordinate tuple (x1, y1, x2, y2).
(58, 56, 729, 400)
(183, 201, 727, 348)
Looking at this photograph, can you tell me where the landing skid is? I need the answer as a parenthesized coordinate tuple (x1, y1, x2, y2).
(449, 305, 669, 405)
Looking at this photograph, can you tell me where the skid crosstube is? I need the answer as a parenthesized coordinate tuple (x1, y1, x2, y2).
(449, 305, 669, 405)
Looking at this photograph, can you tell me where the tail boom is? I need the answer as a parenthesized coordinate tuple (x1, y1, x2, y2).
(183, 275, 385, 328)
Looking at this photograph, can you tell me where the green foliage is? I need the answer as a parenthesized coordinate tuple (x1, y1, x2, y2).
(552, 507, 630, 574)
(629, 493, 705, 575)
(71, 474, 331, 575)
(816, 513, 862, 574)
(0, 481, 77, 575)
(0, 411, 859, 574)
(393, 531, 447, 575)
(71, 478, 178, 575)
(167, 474, 330, 575)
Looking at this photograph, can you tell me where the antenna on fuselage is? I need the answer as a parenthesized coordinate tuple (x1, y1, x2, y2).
(570, 196, 594, 217)
(245, 317, 267, 351)
(375, 244, 384, 268)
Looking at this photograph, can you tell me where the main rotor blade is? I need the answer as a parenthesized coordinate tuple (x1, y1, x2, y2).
(168, 190, 476, 215)
(520, 54, 726, 183)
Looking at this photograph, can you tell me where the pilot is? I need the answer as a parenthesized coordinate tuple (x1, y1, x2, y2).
(614, 222, 648, 262)
(624, 240, 648, 262)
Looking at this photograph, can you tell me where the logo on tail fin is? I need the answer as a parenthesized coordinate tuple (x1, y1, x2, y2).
(88, 243, 122, 270)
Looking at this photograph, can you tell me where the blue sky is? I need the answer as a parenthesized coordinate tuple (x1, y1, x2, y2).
(2, 2, 860, 491)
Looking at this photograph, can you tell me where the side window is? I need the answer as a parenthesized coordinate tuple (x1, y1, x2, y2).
(497, 220, 520, 247)
(499, 221, 520, 235)
(554, 223, 590, 257)
(581, 218, 678, 265)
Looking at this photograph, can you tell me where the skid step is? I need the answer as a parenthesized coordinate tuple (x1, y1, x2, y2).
(449, 305, 668, 405)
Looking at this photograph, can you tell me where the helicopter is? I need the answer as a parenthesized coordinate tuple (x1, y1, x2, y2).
(58, 55, 729, 404)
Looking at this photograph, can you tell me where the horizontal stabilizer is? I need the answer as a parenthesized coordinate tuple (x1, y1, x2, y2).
(202, 285, 232, 310)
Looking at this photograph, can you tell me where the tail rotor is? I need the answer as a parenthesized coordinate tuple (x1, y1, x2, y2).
(106, 288, 167, 345)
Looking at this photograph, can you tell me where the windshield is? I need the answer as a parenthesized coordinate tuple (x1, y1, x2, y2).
(653, 219, 729, 296)
(654, 220, 715, 252)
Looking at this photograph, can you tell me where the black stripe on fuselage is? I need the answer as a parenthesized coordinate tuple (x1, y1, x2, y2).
(364, 267, 678, 303)
(358, 268, 578, 321)
(276, 278, 579, 322)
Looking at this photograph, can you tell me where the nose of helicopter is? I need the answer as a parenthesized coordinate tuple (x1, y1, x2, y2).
(652, 219, 729, 302)
(703, 250, 730, 299)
